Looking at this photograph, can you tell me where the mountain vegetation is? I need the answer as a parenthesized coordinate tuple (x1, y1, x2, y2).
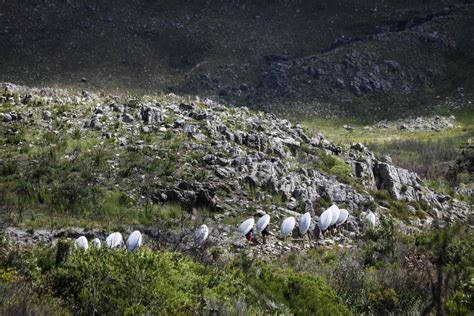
(0, 0, 472, 314)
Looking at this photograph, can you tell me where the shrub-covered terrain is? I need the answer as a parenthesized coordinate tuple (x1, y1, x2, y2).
(0, 84, 472, 314)
(1, 219, 472, 314)
(0, 1, 472, 313)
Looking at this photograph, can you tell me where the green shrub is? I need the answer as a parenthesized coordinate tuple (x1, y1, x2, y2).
(51, 249, 208, 315)
(374, 189, 391, 201)
(445, 274, 474, 316)
(389, 200, 412, 220)
(251, 263, 349, 315)
(415, 223, 474, 314)
(99, 191, 133, 218)
(415, 209, 427, 219)
(163, 130, 174, 140)
(1, 233, 258, 315)
(0, 270, 67, 316)
(313, 193, 332, 214)
(363, 216, 396, 266)
(369, 286, 398, 313)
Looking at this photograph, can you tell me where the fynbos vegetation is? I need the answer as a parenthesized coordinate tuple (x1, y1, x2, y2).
(0, 0, 472, 314)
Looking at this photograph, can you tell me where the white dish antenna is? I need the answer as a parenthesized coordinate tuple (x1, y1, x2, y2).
(239, 218, 255, 236)
(126, 230, 143, 252)
(298, 212, 311, 234)
(336, 209, 349, 226)
(256, 214, 270, 232)
(92, 238, 101, 249)
(106, 232, 123, 249)
(366, 211, 376, 227)
(74, 236, 89, 250)
(280, 216, 296, 237)
(319, 209, 333, 231)
(193, 224, 209, 245)
(328, 204, 340, 226)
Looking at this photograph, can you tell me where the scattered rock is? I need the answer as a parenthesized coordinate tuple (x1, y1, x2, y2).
(140, 106, 163, 125)
(42, 111, 52, 121)
(122, 113, 134, 123)
(2, 113, 12, 122)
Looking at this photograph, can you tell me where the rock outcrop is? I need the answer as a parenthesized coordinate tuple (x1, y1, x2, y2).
(1, 82, 470, 255)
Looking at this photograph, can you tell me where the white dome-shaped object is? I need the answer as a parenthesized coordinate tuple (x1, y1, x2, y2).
(366, 212, 376, 227)
(91, 238, 101, 249)
(74, 236, 89, 250)
(239, 218, 255, 236)
(280, 216, 296, 237)
(256, 214, 270, 232)
(126, 231, 142, 252)
(106, 232, 123, 249)
(298, 212, 311, 234)
(328, 205, 340, 226)
(318, 209, 333, 231)
(193, 224, 209, 245)
(336, 209, 349, 226)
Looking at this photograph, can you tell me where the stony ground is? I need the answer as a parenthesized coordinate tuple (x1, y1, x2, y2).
(1, 82, 471, 259)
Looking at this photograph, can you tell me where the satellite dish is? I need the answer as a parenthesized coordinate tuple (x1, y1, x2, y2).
(92, 238, 101, 249)
(328, 204, 340, 226)
(74, 236, 89, 250)
(319, 209, 333, 231)
(239, 218, 255, 236)
(256, 214, 270, 232)
(126, 230, 142, 253)
(280, 216, 296, 237)
(336, 209, 349, 226)
(193, 224, 209, 245)
(366, 212, 376, 227)
(106, 232, 123, 249)
(298, 212, 311, 234)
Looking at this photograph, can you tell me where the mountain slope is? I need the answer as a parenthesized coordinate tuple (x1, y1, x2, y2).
(1, 83, 470, 253)
(1, 83, 473, 315)
(0, 0, 472, 120)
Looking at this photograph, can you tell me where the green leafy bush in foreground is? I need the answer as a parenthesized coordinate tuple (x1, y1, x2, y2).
(0, 268, 68, 316)
(50, 248, 348, 315)
(250, 263, 349, 315)
(0, 232, 348, 315)
(1, 222, 472, 315)
(50, 248, 244, 315)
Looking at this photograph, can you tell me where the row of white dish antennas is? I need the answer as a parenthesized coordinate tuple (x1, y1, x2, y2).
(193, 205, 377, 245)
(74, 231, 143, 252)
(239, 205, 377, 239)
(74, 207, 377, 250)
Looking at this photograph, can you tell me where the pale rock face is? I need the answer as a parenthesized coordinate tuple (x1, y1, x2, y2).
(373, 162, 422, 200)
(140, 106, 163, 125)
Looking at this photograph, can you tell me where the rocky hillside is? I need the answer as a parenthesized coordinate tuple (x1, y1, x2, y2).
(245, 3, 474, 118)
(1, 83, 470, 256)
(0, 0, 472, 120)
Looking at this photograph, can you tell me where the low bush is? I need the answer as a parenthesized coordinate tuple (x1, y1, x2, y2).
(363, 216, 396, 266)
(250, 262, 349, 315)
(51, 249, 209, 314)
(368, 286, 398, 313)
(1, 233, 351, 315)
(0, 269, 67, 316)
(415, 223, 474, 315)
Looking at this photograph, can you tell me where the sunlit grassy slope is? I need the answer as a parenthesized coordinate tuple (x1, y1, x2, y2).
(302, 104, 473, 195)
